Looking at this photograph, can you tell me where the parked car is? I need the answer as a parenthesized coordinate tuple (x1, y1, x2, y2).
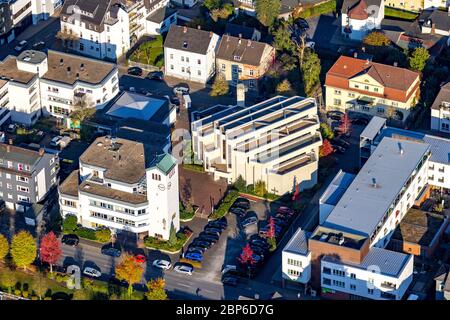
(83, 267, 101, 278)
(14, 40, 28, 52)
(221, 264, 237, 275)
(202, 228, 221, 237)
(152, 259, 171, 270)
(250, 238, 270, 250)
(146, 71, 163, 81)
(61, 234, 79, 247)
(6, 124, 17, 133)
(327, 110, 344, 121)
(127, 67, 143, 76)
(275, 213, 291, 222)
(199, 232, 219, 241)
(271, 217, 288, 228)
(134, 254, 146, 264)
(207, 217, 227, 229)
(174, 263, 194, 275)
(204, 226, 222, 234)
(229, 207, 246, 217)
(351, 116, 369, 126)
(233, 198, 250, 209)
(184, 252, 203, 262)
(191, 239, 212, 249)
(207, 221, 226, 231)
(221, 276, 238, 286)
(101, 244, 122, 257)
(187, 246, 205, 254)
(250, 244, 268, 256)
(277, 206, 295, 216)
(50, 136, 62, 147)
(241, 216, 258, 228)
(173, 86, 189, 96)
(129, 87, 136, 92)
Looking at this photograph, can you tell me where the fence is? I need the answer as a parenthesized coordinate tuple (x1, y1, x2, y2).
(127, 60, 161, 73)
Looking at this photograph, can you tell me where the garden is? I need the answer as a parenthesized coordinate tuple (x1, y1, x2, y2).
(129, 35, 164, 68)
(62, 215, 111, 243)
(144, 226, 193, 253)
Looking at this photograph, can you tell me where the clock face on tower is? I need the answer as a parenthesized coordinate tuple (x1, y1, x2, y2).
(158, 184, 165, 191)
(167, 182, 172, 190)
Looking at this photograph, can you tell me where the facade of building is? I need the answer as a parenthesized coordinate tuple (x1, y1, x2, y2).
(342, 0, 385, 40)
(430, 82, 450, 133)
(216, 35, 275, 91)
(170, 0, 198, 8)
(191, 96, 322, 195)
(164, 25, 220, 84)
(385, 0, 422, 11)
(360, 116, 450, 191)
(0, 0, 33, 45)
(58, 136, 179, 240)
(424, 0, 449, 10)
(325, 56, 420, 123)
(0, 143, 59, 210)
(282, 228, 311, 285)
(0, 49, 119, 126)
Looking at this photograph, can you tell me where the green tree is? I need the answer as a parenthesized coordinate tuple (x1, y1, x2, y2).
(63, 215, 78, 233)
(256, 0, 281, 27)
(276, 79, 294, 96)
(301, 49, 321, 96)
(11, 231, 36, 271)
(145, 278, 168, 300)
(363, 31, 390, 46)
(254, 180, 267, 197)
(0, 234, 9, 262)
(408, 47, 430, 72)
(168, 223, 177, 247)
(211, 3, 234, 22)
(320, 123, 334, 140)
(272, 24, 295, 53)
(210, 74, 229, 96)
(233, 175, 247, 192)
(203, 0, 221, 11)
(94, 228, 111, 243)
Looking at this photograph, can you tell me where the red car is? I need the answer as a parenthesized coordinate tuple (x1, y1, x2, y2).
(134, 254, 147, 264)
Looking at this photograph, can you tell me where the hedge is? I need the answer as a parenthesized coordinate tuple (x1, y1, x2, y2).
(144, 233, 189, 252)
(208, 189, 239, 220)
(62, 216, 111, 243)
(297, 0, 336, 19)
(384, 7, 419, 21)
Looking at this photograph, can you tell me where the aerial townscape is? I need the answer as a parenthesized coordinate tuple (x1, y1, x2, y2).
(0, 0, 449, 305)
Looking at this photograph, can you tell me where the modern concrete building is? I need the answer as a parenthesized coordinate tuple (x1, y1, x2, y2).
(58, 136, 179, 240)
(341, 0, 385, 40)
(325, 56, 420, 123)
(164, 25, 220, 84)
(430, 82, 450, 133)
(435, 264, 450, 300)
(0, 142, 59, 210)
(191, 96, 322, 195)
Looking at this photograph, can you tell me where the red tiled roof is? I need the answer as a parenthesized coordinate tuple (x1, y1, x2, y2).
(325, 56, 420, 103)
(348, 0, 369, 20)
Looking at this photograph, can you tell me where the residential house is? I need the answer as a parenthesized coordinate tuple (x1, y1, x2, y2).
(341, 0, 385, 40)
(58, 136, 179, 240)
(431, 82, 450, 133)
(424, 0, 450, 10)
(191, 96, 322, 195)
(146, 5, 177, 35)
(325, 56, 420, 123)
(164, 25, 220, 84)
(385, 0, 422, 11)
(216, 35, 275, 91)
(421, 8, 450, 37)
(0, 142, 59, 210)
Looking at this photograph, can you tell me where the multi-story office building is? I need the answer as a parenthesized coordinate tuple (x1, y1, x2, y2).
(58, 136, 179, 240)
(164, 25, 220, 84)
(325, 56, 420, 123)
(216, 35, 275, 91)
(0, 142, 59, 210)
(360, 116, 450, 191)
(0, 49, 119, 126)
(191, 96, 322, 195)
(430, 82, 450, 133)
(59, 0, 176, 61)
(283, 136, 432, 300)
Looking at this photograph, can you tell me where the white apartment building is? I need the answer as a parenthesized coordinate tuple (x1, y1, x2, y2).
(424, 0, 449, 9)
(341, 0, 385, 40)
(361, 116, 450, 191)
(283, 136, 431, 300)
(59, 136, 179, 240)
(282, 229, 311, 285)
(191, 96, 322, 195)
(59, 0, 176, 61)
(164, 25, 220, 84)
(32, 0, 62, 24)
(431, 82, 450, 134)
(0, 49, 119, 126)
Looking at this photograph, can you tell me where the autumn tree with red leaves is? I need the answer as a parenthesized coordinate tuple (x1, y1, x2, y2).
(320, 139, 335, 157)
(338, 113, 352, 136)
(40, 231, 62, 273)
(267, 217, 277, 251)
(238, 243, 255, 266)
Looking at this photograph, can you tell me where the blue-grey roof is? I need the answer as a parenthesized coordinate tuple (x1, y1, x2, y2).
(323, 137, 430, 237)
(374, 126, 450, 165)
(106, 92, 167, 121)
(283, 228, 309, 255)
(320, 170, 356, 206)
(360, 116, 386, 141)
(323, 247, 412, 278)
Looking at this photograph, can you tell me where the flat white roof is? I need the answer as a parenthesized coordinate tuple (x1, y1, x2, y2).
(106, 92, 166, 120)
(323, 137, 430, 237)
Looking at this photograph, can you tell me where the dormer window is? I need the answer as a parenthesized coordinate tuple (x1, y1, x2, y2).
(182, 41, 188, 49)
(233, 55, 242, 61)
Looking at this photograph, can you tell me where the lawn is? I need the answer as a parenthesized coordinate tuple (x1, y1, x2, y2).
(129, 35, 164, 68)
(385, 7, 419, 21)
(296, 0, 336, 19)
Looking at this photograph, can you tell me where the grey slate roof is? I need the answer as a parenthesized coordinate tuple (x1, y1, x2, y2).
(224, 23, 258, 40)
(216, 35, 271, 66)
(324, 247, 412, 277)
(146, 6, 176, 24)
(0, 144, 41, 166)
(323, 137, 430, 237)
(426, 9, 450, 33)
(61, 0, 115, 32)
(283, 228, 309, 255)
(164, 25, 217, 55)
(431, 82, 450, 111)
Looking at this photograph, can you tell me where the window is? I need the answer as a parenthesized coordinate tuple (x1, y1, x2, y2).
(288, 269, 301, 277)
(197, 59, 201, 65)
(198, 70, 201, 76)
(170, 65, 174, 70)
(7, 183, 12, 189)
(16, 176, 28, 183)
(323, 267, 331, 274)
(249, 69, 254, 76)
(377, 107, 385, 114)
(221, 64, 226, 70)
(152, 173, 161, 181)
(182, 67, 185, 73)
(17, 186, 29, 193)
(181, 56, 184, 62)
(17, 195, 30, 203)
(332, 280, 345, 288)
(323, 278, 331, 285)
(332, 269, 346, 277)
(368, 288, 374, 295)
(333, 99, 341, 106)
(364, 85, 369, 90)
(170, 54, 173, 59)
(374, 87, 379, 92)
(350, 273, 356, 279)
(334, 89, 341, 95)
(354, 84, 359, 88)
(350, 284, 356, 290)
(287, 258, 302, 267)
(6, 173, 11, 179)
(186, 57, 189, 63)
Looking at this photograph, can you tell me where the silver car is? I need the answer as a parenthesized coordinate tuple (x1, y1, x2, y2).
(174, 264, 193, 275)
(83, 267, 101, 278)
(152, 259, 172, 270)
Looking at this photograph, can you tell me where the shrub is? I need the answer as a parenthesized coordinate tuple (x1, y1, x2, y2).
(94, 228, 111, 243)
(22, 291, 29, 298)
(62, 215, 78, 233)
(209, 189, 239, 220)
(14, 289, 21, 296)
(75, 227, 96, 240)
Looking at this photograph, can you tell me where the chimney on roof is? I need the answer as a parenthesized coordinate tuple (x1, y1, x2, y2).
(183, 26, 187, 33)
(80, 63, 84, 71)
(372, 178, 378, 188)
(197, 25, 201, 30)
(39, 148, 45, 157)
(60, 58, 64, 66)
(238, 33, 242, 39)
(209, 31, 213, 38)
(393, 62, 398, 67)
(6, 144, 10, 152)
(353, 51, 358, 58)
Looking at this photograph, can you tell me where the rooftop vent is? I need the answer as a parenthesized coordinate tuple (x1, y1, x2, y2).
(97, 142, 103, 147)
(67, 66, 71, 72)
(197, 25, 201, 30)
(372, 177, 378, 188)
(60, 58, 64, 66)
(80, 63, 84, 71)
(182, 41, 188, 49)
